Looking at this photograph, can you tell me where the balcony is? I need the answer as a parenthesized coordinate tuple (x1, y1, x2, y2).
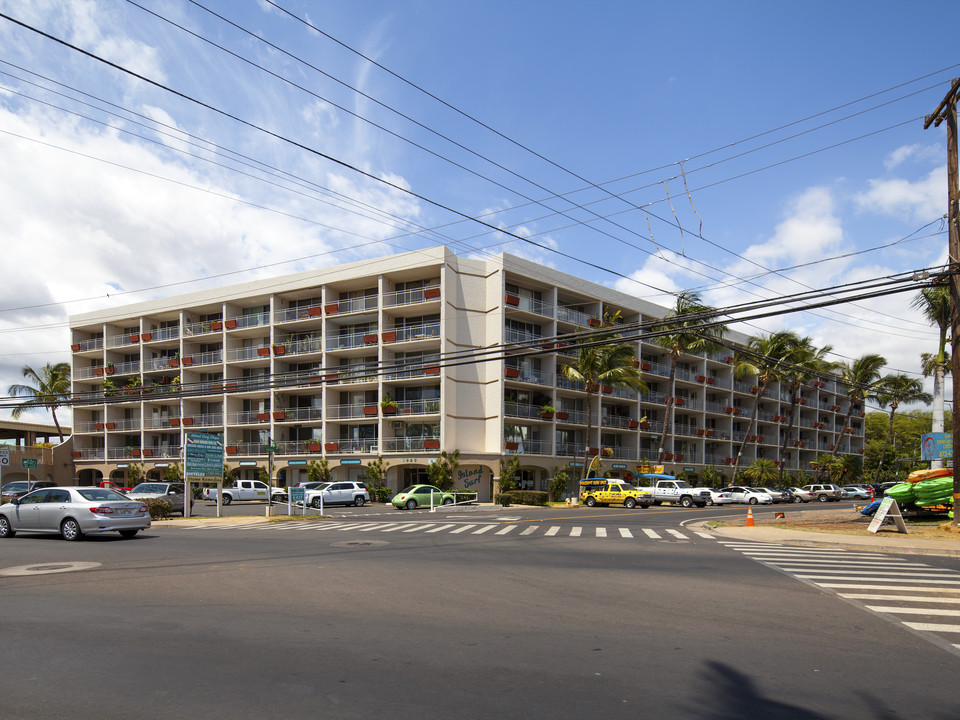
(383, 323, 441, 343)
(226, 312, 270, 330)
(383, 285, 440, 307)
(327, 330, 377, 351)
(503, 439, 550, 455)
(330, 439, 379, 454)
(505, 294, 554, 317)
(393, 399, 440, 416)
(504, 368, 552, 386)
(274, 304, 323, 323)
(383, 437, 441, 452)
(327, 404, 375, 420)
(277, 407, 323, 422)
(279, 336, 323, 356)
(505, 402, 550, 420)
(556, 306, 592, 326)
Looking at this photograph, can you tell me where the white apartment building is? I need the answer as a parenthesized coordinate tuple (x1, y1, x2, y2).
(68, 246, 864, 500)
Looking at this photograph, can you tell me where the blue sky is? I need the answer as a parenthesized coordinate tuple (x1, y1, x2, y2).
(0, 0, 956, 422)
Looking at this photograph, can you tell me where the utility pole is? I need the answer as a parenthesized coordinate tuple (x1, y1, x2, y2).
(925, 77, 960, 526)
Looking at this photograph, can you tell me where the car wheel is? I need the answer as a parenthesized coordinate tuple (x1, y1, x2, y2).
(221, 494, 232, 506)
(405, 499, 417, 510)
(748, 497, 758, 505)
(354, 496, 366, 507)
(680, 496, 694, 508)
(119, 529, 138, 539)
(442, 498, 453, 506)
(585, 496, 597, 507)
(0, 515, 15, 538)
(311, 497, 323, 509)
(272, 494, 285, 502)
(793, 496, 804, 504)
(706, 498, 714, 506)
(60, 518, 83, 542)
(624, 497, 637, 509)
(818, 494, 829, 503)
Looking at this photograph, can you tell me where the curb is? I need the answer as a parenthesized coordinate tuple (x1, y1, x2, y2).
(692, 520, 960, 558)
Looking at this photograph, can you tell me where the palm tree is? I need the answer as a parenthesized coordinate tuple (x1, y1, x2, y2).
(742, 458, 778, 486)
(874, 374, 931, 480)
(8, 362, 72, 441)
(731, 331, 795, 477)
(832, 354, 887, 457)
(911, 285, 950, 468)
(651, 291, 726, 464)
(777, 336, 837, 485)
(560, 341, 647, 480)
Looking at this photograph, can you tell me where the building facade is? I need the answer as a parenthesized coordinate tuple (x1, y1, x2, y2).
(68, 247, 864, 499)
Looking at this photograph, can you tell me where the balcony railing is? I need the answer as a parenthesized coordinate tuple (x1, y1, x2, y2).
(556, 306, 592, 326)
(383, 285, 440, 307)
(504, 328, 541, 345)
(385, 323, 441, 343)
(394, 399, 440, 415)
(382, 437, 440, 452)
(505, 402, 546, 420)
(276, 407, 323, 422)
(327, 404, 375, 420)
(331, 295, 378, 314)
(227, 347, 270, 362)
(274, 304, 323, 323)
(327, 330, 377, 351)
(506, 368, 552, 386)
(555, 409, 589, 425)
(503, 439, 550, 455)
(183, 319, 221, 336)
(227, 312, 270, 330)
(331, 439, 379, 454)
(279, 337, 323, 356)
(507, 295, 554, 317)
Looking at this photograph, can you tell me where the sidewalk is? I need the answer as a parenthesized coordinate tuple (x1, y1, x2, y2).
(693, 520, 960, 558)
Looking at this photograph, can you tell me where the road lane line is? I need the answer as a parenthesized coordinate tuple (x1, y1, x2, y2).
(521, 526, 539, 536)
(865, 606, 960, 616)
(544, 526, 560, 536)
(839, 595, 960, 603)
(619, 528, 633, 538)
(496, 526, 517, 535)
(666, 529, 688, 539)
(570, 527, 582, 537)
(426, 524, 456, 533)
(902, 622, 960, 632)
(642, 529, 661, 539)
(595, 528, 607, 538)
(472, 525, 495, 534)
(450, 524, 476, 534)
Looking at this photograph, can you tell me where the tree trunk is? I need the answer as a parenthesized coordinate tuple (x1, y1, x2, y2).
(876, 404, 897, 479)
(582, 388, 596, 480)
(777, 395, 799, 486)
(931, 363, 945, 469)
(656, 355, 678, 463)
(832, 402, 856, 457)
(732, 381, 766, 477)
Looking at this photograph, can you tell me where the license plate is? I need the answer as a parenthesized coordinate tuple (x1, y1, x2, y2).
(120, 508, 134, 516)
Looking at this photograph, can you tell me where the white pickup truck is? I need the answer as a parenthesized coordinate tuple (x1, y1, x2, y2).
(634, 474, 711, 508)
(202, 480, 286, 505)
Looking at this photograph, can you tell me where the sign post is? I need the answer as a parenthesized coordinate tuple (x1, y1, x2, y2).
(0, 448, 9, 488)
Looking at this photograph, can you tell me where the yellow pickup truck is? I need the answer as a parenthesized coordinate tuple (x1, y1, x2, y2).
(578, 478, 652, 508)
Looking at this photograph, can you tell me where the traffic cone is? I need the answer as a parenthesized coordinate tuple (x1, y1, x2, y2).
(746, 507, 755, 527)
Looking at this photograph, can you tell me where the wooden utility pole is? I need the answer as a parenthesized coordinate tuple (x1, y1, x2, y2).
(924, 77, 960, 526)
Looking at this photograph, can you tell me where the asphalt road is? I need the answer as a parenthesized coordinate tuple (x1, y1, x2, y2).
(1, 508, 958, 720)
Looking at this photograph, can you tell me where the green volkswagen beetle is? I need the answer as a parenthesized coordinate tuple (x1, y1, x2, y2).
(391, 484, 455, 510)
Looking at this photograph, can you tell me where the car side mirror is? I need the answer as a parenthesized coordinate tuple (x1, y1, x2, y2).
(11, 498, 20, 506)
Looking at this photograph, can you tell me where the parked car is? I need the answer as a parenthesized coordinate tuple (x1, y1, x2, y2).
(784, 486, 815, 503)
(841, 485, 871, 500)
(126, 483, 186, 515)
(391, 484, 455, 510)
(1, 480, 56, 501)
(0, 486, 151, 540)
(719, 486, 773, 505)
(705, 489, 734, 506)
(305, 481, 370, 508)
(801, 484, 844, 502)
(753, 487, 786, 503)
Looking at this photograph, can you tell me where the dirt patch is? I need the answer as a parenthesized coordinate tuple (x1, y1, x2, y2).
(745, 508, 960, 541)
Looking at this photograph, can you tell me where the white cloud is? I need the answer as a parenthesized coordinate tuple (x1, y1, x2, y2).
(884, 143, 941, 170)
(854, 166, 946, 221)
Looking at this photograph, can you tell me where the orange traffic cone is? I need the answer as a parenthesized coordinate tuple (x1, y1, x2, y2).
(746, 507, 755, 527)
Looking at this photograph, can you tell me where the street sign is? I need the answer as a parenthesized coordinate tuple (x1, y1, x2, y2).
(21, 458, 39, 469)
(184, 432, 223, 481)
(290, 487, 305, 502)
(921, 433, 952, 461)
(0, 448, 9, 467)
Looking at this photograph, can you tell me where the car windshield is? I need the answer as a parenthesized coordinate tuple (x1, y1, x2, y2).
(399, 486, 418, 494)
(77, 488, 128, 502)
(131, 484, 166, 493)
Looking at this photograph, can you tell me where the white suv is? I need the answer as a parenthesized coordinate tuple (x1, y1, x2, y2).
(801, 484, 843, 502)
(305, 481, 370, 509)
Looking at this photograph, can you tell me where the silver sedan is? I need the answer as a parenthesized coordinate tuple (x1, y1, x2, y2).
(0, 487, 151, 541)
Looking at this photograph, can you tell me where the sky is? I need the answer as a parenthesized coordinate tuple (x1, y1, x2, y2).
(0, 0, 956, 426)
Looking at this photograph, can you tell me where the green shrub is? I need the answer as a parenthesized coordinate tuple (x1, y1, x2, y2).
(495, 493, 511, 507)
(499, 490, 548, 506)
(450, 489, 476, 504)
(370, 485, 392, 503)
(142, 498, 174, 519)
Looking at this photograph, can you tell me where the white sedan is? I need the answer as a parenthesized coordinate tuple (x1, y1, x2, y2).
(706, 489, 735, 505)
(0, 486, 151, 541)
(719, 486, 773, 505)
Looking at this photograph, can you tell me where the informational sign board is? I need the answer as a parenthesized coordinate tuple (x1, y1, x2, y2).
(0, 448, 9, 467)
(21, 458, 38, 469)
(636, 464, 665, 474)
(184, 432, 224, 481)
(867, 497, 908, 534)
(921, 432, 952, 461)
(290, 487, 305, 502)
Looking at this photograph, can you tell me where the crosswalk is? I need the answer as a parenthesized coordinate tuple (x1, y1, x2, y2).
(204, 519, 717, 542)
(721, 541, 960, 655)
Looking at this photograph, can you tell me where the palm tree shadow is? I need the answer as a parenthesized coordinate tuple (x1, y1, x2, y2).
(692, 661, 901, 720)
